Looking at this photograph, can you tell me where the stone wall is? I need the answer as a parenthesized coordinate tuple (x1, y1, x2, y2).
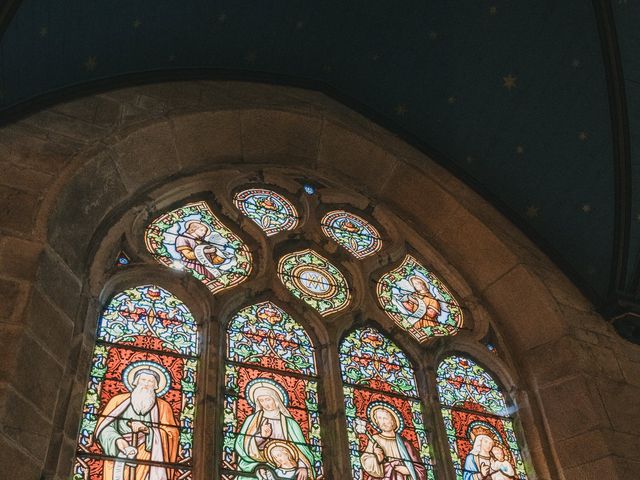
(0, 81, 637, 479)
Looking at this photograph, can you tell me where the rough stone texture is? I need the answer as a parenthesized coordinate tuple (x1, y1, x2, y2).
(0, 81, 637, 480)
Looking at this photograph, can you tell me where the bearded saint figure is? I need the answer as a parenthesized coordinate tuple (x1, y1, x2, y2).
(235, 381, 315, 480)
(399, 277, 441, 329)
(360, 405, 427, 480)
(94, 366, 179, 480)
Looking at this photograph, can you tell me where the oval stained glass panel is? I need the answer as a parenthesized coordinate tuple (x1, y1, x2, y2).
(277, 249, 350, 316)
(321, 210, 382, 259)
(234, 188, 299, 236)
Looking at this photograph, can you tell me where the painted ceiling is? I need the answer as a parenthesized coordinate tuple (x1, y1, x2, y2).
(1, 1, 639, 338)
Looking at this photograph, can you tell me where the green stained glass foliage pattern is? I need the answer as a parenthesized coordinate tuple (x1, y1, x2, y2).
(234, 188, 299, 236)
(437, 355, 528, 480)
(339, 327, 418, 397)
(145, 201, 252, 295)
(227, 301, 317, 376)
(377, 255, 463, 342)
(321, 210, 382, 259)
(277, 249, 351, 316)
(99, 285, 198, 356)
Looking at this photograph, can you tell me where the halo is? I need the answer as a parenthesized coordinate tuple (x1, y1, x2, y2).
(122, 361, 171, 397)
(367, 401, 405, 432)
(467, 421, 502, 444)
(245, 378, 289, 408)
(264, 440, 300, 465)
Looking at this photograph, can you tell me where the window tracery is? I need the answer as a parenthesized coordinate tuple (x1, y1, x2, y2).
(75, 181, 533, 480)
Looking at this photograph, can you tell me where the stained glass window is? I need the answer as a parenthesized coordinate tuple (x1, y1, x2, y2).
(321, 210, 382, 259)
(277, 249, 350, 316)
(145, 201, 252, 294)
(377, 255, 463, 341)
(222, 301, 324, 479)
(340, 327, 435, 480)
(436, 355, 528, 480)
(74, 285, 199, 480)
(234, 188, 299, 236)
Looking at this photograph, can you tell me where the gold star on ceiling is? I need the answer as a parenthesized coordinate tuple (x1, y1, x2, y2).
(218, 13, 227, 22)
(84, 56, 97, 71)
(582, 204, 592, 213)
(296, 21, 304, 30)
(526, 206, 539, 218)
(489, 6, 498, 15)
(466, 156, 474, 164)
(571, 58, 581, 68)
(133, 19, 141, 29)
(502, 74, 517, 91)
(429, 31, 438, 40)
(448, 95, 457, 104)
(395, 104, 408, 116)
(39, 26, 48, 37)
(370, 52, 380, 61)
(516, 145, 525, 154)
(168, 54, 176, 62)
(579, 131, 589, 141)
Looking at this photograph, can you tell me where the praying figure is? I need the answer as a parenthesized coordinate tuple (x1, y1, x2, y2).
(360, 404, 427, 480)
(94, 366, 179, 480)
(399, 276, 441, 329)
(235, 381, 315, 480)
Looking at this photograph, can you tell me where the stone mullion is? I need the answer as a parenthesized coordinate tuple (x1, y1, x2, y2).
(197, 305, 221, 480)
(317, 333, 353, 479)
(417, 353, 457, 480)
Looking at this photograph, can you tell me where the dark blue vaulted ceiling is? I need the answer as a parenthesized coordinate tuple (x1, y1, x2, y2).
(1, 1, 639, 339)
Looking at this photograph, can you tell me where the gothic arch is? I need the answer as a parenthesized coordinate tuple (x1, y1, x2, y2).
(0, 80, 631, 480)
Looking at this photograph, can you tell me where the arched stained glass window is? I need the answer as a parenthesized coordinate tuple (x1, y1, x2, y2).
(145, 201, 252, 294)
(321, 210, 382, 259)
(277, 249, 351, 316)
(234, 188, 299, 236)
(74, 285, 199, 480)
(377, 255, 463, 341)
(222, 301, 324, 479)
(436, 355, 528, 480)
(340, 327, 435, 480)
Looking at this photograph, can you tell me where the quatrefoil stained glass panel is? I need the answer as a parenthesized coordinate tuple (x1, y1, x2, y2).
(377, 255, 463, 342)
(277, 249, 350, 316)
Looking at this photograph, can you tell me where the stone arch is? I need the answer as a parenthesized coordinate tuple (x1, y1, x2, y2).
(0, 80, 633, 480)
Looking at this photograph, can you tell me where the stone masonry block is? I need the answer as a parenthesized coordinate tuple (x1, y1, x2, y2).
(113, 121, 178, 192)
(47, 150, 128, 273)
(317, 121, 398, 193)
(241, 109, 322, 161)
(172, 111, 243, 169)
